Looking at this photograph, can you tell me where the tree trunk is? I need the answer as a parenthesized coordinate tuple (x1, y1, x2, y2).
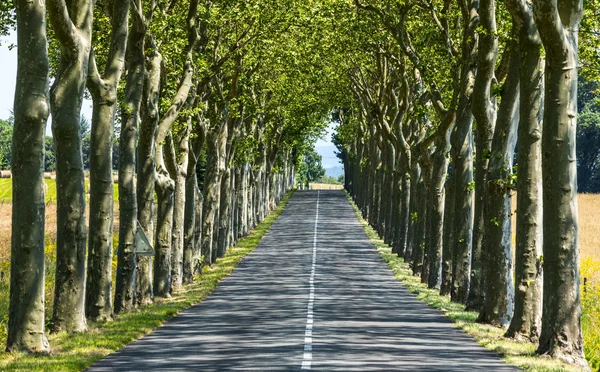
(154, 173, 174, 297)
(202, 125, 223, 266)
(405, 162, 420, 263)
(217, 167, 232, 258)
(413, 165, 429, 278)
(48, 0, 92, 333)
(390, 168, 401, 255)
(440, 158, 456, 296)
(7, 0, 50, 352)
(479, 44, 520, 327)
(136, 44, 162, 306)
(451, 64, 476, 304)
(115, 25, 145, 314)
(86, 0, 130, 321)
(184, 136, 203, 284)
(428, 133, 451, 289)
(533, 0, 586, 364)
(468, 0, 498, 310)
(383, 142, 395, 244)
(395, 161, 410, 258)
(505, 2, 544, 339)
(166, 129, 189, 292)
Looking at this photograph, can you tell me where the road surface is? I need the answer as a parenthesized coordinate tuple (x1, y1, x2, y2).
(88, 190, 516, 371)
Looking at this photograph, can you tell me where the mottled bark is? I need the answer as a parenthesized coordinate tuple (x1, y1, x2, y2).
(440, 159, 456, 296)
(416, 156, 432, 280)
(383, 142, 395, 244)
(404, 162, 420, 263)
(468, 0, 498, 310)
(136, 43, 162, 306)
(48, 0, 92, 333)
(479, 44, 519, 327)
(427, 134, 451, 289)
(390, 168, 401, 255)
(114, 22, 145, 314)
(505, 0, 544, 339)
(395, 166, 410, 258)
(86, 0, 129, 321)
(183, 130, 204, 284)
(533, 0, 586, 365)
(7, 0, 50, 352)
(166, 128, 190, 292)
(154, 173, 174, 297)
(451, 24, 477, 303)
(202, 123, 224, 266)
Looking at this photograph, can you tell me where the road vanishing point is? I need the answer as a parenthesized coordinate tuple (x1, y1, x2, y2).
(88, 190, 516, 371)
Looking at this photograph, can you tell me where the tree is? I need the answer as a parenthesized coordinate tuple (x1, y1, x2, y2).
(85, 0, 129, 322)
(80, 116, 90, 170)
(297, 148, 325, 188)
(533, 0, 587, 365)
(7, 0, 49, 352)
(44, 136, 55, 172)
(505, 0, 545, 340)
(47, 0, 93, 333)
(0, 118, 13, 169)
(577, 109, 600, 193)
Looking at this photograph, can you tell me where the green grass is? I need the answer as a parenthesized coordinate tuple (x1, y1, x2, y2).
(345, 192, 588, 372)
(0, 179, 119, 204)
(0, 190, 294, 371)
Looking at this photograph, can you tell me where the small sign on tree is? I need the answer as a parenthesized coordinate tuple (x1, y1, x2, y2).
(134, 222, 154, 256)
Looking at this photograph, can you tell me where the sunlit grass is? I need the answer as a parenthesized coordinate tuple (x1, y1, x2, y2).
(346, 192, 587, 372)
(0, 190, 294, 371)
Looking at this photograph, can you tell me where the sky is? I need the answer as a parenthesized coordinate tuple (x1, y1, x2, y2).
(1, 30, 340, 168)
(315, 123, 342, 169)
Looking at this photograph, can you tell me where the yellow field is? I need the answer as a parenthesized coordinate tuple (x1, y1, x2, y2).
(579, 194, 600, 262)
(308, 183, 344, 190)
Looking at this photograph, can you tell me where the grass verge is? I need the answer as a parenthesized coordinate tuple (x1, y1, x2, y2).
(345, 192, 587, 372)
(0, 190, 295, 371)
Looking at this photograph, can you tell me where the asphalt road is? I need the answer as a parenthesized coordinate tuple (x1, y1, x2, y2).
(88, 190, 516, 371)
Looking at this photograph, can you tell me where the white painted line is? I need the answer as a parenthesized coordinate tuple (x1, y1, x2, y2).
(301, 190, 319, 370)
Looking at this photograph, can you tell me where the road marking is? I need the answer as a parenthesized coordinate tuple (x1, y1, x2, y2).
(302, 190, 319, 370)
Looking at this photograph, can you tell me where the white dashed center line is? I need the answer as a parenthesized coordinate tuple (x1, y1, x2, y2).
(301, 191, 319, 370)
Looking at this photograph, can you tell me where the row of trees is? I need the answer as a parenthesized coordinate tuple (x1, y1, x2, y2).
(333, 0, 598, 369)
(3, 0, 598, 368)
(4, 0, 340, 353)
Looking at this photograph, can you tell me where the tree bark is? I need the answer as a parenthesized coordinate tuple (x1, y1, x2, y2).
(48, 0, 93, 333)
(427, 133, 451, 289)
(202, 123, 225, 266)
(451, 5, 478, 302)
(183, 129, 204, 284)
(86, 0, 129, 322)
(479, 44, 520, 327)
(468, 0, 498, 311)
(154, 172, 174, 297)
(440, 157, 456, 296)
(136, 41, 162, 306)
(505, 0, 544, 339)
(115, 22, 145, 314)
(166, 128, 190, 292)
(7, 0, 50, 352)
(533, 0, 587, 365)
(404, 161, 420, 263)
